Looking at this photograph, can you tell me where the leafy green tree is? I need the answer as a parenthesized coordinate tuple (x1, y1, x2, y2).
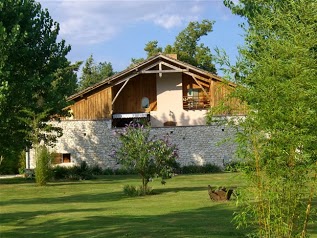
(171, 20, 216, 72)
(113, 122, 179, 195)
(218, 0, 317, 237)
(0, 0, 80, 163)
(78, 55, 115, 91)
(132, 20, 217, 73)
(144, 40, 163, 58)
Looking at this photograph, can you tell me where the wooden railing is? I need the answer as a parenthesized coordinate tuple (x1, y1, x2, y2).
(183, 96, 248, 115)
(183, 96, 210, 110)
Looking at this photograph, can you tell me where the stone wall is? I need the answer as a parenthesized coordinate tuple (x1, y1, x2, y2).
(29, 120, 237, 169)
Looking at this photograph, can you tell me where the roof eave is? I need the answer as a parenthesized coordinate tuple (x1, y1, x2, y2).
(67, 53, 235, 101)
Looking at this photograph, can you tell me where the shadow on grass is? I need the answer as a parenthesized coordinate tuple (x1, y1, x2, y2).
(0, 177, 35, 185)
(2, 202, 315, 238)
(154, 186, 207, 195)
(0, 190, 125, 206)
(1, 205, 246, 238)
(0, 185, 209, 206)
(0, 175, 140, 185)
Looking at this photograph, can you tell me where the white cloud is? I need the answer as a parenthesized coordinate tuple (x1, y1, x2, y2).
(39, 0, 209, 45)
(154, 15, 183, 29)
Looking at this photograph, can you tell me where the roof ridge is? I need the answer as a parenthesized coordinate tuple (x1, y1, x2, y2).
(68, 53, 231, 101)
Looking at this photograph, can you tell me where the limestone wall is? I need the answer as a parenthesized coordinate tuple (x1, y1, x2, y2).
(30, 120, 237, 169)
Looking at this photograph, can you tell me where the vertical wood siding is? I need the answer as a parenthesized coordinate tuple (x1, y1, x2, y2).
(71, 87, 112, 119)
(112, 74, 157, 113)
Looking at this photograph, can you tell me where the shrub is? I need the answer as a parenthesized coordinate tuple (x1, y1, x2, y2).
(71, 161, 93, 180)
(123, 184, 153, 197)
(52, 162, 97, 181)
(91, 164, 103, 175)
(34, 145, 53, 186)
(51, 166, 70, 180)
(202, 163, 222, 173)
(102, 168, 114, 175)
(114, 167, 138, 175)
(178, 163, 222, 174)
(102, 167, 138, 175)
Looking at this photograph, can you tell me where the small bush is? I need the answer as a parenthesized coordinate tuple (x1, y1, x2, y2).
(103, 168, 115, 175)
(102, 167, 138, 175)
(114, 168, 138, 175)
(178, 163, 223, 174)
(52, 162, 97, 181)
(35, 146, 53, 186)
(123, 184, 153, 197)
(202, 163, 223, 173)
(51, 166, 70, 180)
(91, 164, 103, 175)
(123, 185, 138, 196)
(71, 161, 93, 180)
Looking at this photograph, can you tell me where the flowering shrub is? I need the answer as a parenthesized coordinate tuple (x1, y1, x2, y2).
(113, 122, 179, 194)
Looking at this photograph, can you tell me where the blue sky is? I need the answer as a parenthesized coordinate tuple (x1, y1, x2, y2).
(38, 0, 245, 76)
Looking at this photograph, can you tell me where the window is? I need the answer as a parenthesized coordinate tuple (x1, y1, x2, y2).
(141, 97, 149, 109)
(188, 88, 200, 99)
(53, 153, 71, 164)
(187, 88, 201, 108)
(62, 153, 71, 163)
(184, 88, 210, 110)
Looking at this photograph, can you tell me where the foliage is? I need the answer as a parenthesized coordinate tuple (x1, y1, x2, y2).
(51, 165, 70, 180)
(0, 0, 80, 163)
(78, 55, 115, 91)
(221, 0, 317, 237)
(172, 20, 216, 72)
(90, 164, 103, 175)
(111, 167, 138, 175)
(20, 109, 62, 183)
(50, 163, 224, 179)
(177, 163, 223, 174)
(113, 122, 179, 194)
(18, 109, 63, 147)
(71, 161, 94, 180)
(18, 150, 26, 174)
(51, 161, 101, 181)
(0, 150, 20, 175)
(34, 145, 53, 186)
(123, 184, 153, 197)
(0, 150, 26, 175)
(131, 20, 217, 73)
(223, 161, 242, 172)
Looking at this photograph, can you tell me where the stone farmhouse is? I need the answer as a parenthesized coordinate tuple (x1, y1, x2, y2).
(27, 54, 245, 169)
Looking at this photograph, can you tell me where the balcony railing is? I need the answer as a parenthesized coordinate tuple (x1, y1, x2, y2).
(183, 96, 210, 110)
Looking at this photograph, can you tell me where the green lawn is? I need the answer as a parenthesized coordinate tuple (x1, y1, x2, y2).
(0, 173, 316, 238)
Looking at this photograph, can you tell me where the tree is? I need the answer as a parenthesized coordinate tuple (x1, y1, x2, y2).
(0, 0, 80, 166)
(78, 55, 115, 91)
(113, 122, 179, 195)
(219, 0, 317, 237)
(132, 20, 217, 73)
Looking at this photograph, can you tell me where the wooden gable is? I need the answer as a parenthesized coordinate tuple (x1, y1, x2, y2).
(67, 54, 246, 120)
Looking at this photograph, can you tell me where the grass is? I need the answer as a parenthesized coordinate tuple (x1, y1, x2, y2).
(0, 173, 316, 238)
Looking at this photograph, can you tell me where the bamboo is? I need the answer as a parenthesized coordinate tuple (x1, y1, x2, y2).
(300, 161, 317, 238)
